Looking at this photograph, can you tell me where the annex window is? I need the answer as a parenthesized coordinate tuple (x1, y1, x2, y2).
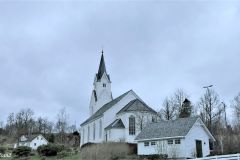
(175, 139, 181, 144)
(99, 119, 102, 138)
(129, 116, 136, 135)
(103, 83, 106, 87)
(144, 142, 149, 146)
(34, 143, 36, 146)
(168, 140, 173, 145)
(151, 141, 156, 145)
(93, 122, 96, 140)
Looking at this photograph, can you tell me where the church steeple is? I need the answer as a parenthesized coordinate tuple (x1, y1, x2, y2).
(97, 52, 107, 80)
(89, 51, 113, 115)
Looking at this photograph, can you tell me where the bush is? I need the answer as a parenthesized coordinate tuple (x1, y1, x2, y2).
(37, 143, 64, 157)
(139, 154, 168, 160)
(12, 146, 31, 157)
(0, 146, 6, 154)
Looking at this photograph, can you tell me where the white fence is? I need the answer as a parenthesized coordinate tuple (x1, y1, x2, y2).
(190, 154, 240, 160)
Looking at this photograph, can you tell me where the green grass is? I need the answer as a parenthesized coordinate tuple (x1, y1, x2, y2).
(0, 152, 81, 160)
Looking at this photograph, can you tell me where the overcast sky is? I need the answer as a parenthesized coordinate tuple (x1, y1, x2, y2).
(0, 0, 240, 126)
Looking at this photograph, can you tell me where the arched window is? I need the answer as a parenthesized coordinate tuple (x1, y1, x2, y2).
(93, 122, 96, 140)
(129, 116, 136, 135)
(99, 119, 102, 138)
(82, 128, 85, 144)
(87, 126, 90, 142)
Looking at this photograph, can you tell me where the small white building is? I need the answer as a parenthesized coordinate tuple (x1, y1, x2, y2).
(14, 134, 48, 150)
(135, 117, 215, 158)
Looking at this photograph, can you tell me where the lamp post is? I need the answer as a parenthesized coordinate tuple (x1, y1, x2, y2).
(221, 102, 227, 128)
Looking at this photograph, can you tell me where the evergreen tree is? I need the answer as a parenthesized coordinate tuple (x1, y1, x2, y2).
(179, 98, 192, 118)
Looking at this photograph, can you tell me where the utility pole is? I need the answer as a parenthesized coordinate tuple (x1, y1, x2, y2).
(221, 102, 227, 128)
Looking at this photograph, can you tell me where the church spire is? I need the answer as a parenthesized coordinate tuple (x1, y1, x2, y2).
(97, 51, 107, 80)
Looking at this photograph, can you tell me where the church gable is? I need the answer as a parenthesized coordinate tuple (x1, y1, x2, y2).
(81, 90, 131, 126)
(117, 99, 157, 115)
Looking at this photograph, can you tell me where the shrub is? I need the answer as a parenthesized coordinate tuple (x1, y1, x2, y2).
(12, 146, 31, 157)
(0, 146, 6, 154)
(139, 154, 168, 160)
(37, 143, 64, 157)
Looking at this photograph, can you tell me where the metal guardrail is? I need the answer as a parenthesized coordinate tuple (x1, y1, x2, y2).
(189, 154, 240, 160)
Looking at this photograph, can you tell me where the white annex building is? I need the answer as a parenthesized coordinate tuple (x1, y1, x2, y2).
(135, 117, 215, 158)
(80, 53, 159, 146)
(14, 134, 48, 150)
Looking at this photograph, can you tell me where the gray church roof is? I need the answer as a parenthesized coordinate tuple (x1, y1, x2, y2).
(105, 119, 125, 130)
(117, 99, 157, 115)
(81, 90, 131, 126)
(135, 117, 199, 141)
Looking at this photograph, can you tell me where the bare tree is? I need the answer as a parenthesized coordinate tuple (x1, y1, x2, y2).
(160, 98, 176, 120)
(232, 92, 240, 126)
(172, 89, 189, 117)
(197, 88, 223, 132)
(6, 112, 15, 135)
(134, 111, 158, 132)
(56, 107, 69, 143)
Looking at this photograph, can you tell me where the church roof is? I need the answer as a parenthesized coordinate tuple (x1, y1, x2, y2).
(117, 99, 157, 115)
(135, 117, 199, 141)
(96, 53, 110, 81)
(105, 119, 125, 130)
(81, 90, 131, 126)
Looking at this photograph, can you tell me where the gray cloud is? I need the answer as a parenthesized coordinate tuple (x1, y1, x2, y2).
(0, 1, 240, 125)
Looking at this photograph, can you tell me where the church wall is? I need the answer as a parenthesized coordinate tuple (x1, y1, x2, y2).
(103, 91, 137, 131)
(80, 117, 104, 146)
(117, 111, 158, 144)
(106, 128, 125, 142)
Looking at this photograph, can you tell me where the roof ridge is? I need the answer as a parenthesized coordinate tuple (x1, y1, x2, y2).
(81, 90, 132, 126)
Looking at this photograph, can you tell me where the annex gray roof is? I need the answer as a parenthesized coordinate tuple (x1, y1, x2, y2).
(117, 99, 157, 115)
(135, 117, 199, 141)
(105, 119, 125, 130)
(81, 90, 131, 126)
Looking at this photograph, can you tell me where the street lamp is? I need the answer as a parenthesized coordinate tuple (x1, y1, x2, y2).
(203, 85, 213, 89)
(221, 102, 227, 128)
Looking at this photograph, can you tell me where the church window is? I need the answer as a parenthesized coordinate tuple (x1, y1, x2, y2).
(109, 130, 111, 139)
(87, 126, 90, 142)
(103, 83, 106, 87)
(129, 116, 136, 135)
(93, 122, 96, 140)
(99, 119, 102, 138)
(82, 128, 85, 144)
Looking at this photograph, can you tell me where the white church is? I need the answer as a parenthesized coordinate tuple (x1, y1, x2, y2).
(80, 53, 215, 158)
(80, 53, 159, 146)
